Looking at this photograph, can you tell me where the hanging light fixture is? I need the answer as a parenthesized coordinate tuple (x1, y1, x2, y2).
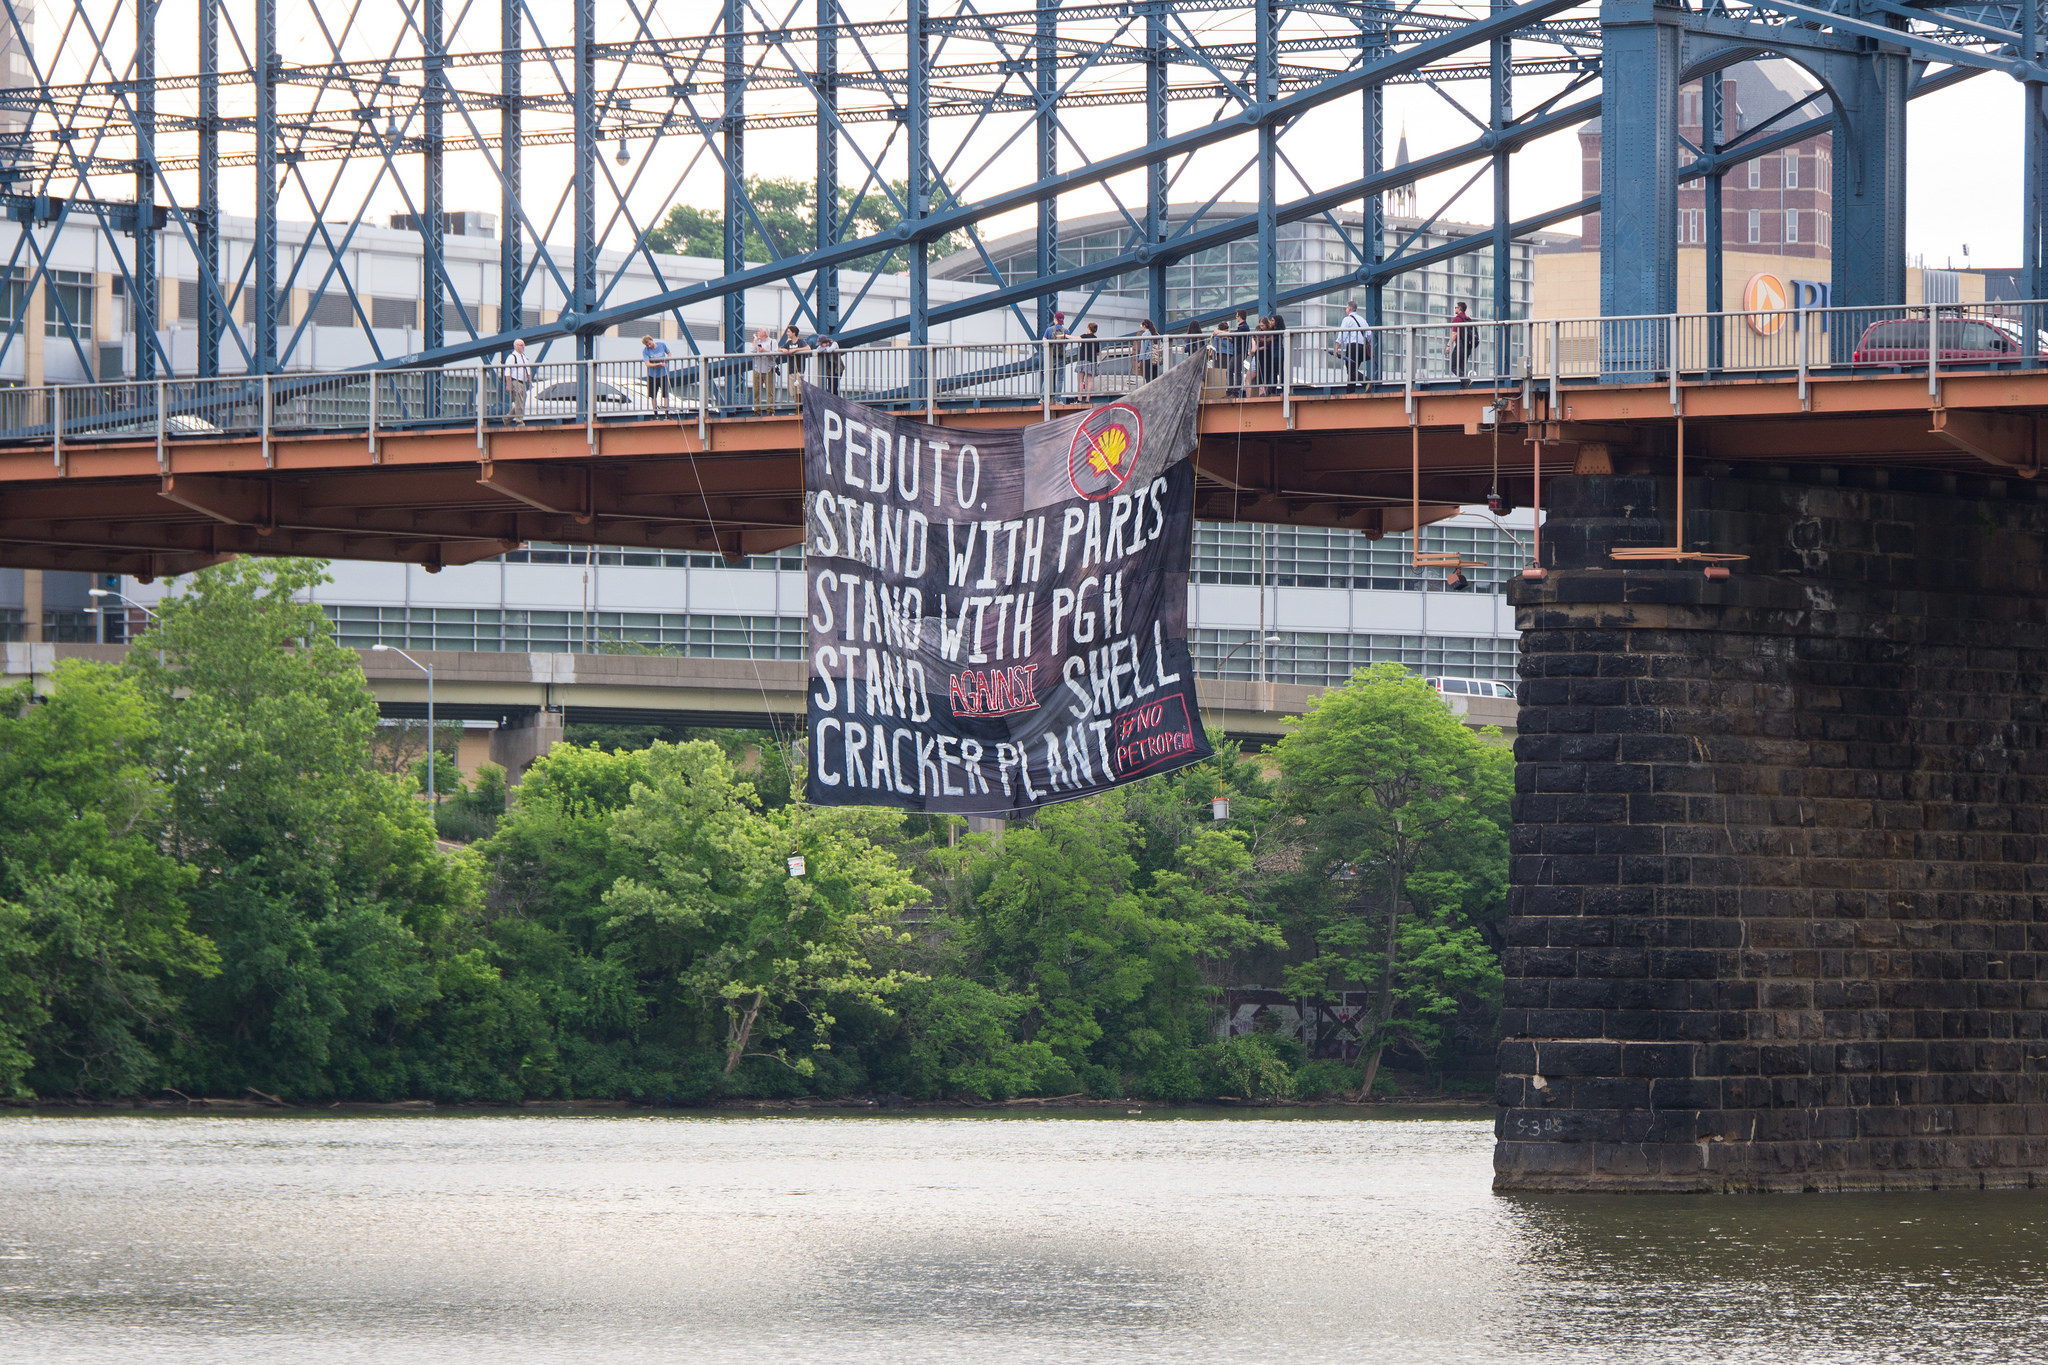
(615, 99, 632, 164)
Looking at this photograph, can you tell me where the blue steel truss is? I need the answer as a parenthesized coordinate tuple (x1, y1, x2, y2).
(0, 0, 2030, 378)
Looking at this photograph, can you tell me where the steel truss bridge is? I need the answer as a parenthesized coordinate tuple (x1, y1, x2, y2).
(1, 0, 2046, 572)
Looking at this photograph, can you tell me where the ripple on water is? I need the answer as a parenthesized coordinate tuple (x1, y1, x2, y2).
(0, 1114, 2042, 1364)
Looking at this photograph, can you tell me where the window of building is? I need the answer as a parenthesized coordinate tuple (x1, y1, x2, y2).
(1785, 209, 1798, 244)
(307, 292, 354, 327)
(240, 289, 292, 326)
(1748, 209, 1760, 243)
(370, 297, 415, 329)
(1747, 162, 1760, 190)
(1784, 152, 1799, 190)
(177, 279, 200, 321)
(44, 269, 92, 341)
(0, 267, 27, 330)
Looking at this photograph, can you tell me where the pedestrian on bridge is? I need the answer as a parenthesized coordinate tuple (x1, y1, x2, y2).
(641, 334, 673, 415)
(1135, 318, 1162, 383)
(778, 324, 806, 402)
(1447, 302, 1479, 383)
(750, 328, 777, 412)
(813, 332, 843, 396)
(1337, 300, 1371, 392)
(1045, 311, 1071, 398)
(1076, 321, 1102, 398)
(500, 338, 532, 424)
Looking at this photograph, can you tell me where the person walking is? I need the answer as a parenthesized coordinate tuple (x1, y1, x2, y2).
(1135, 318, 1162, 383)
(1336, 300, 1371, 392)
(641, 333, 672, 414)
(778, 323, 806, 401)
(749, 328, 777, 411)
(1076, 321, 1102, 398)
(1447, 301, 1479, 383)
(500, 337, 532, 424)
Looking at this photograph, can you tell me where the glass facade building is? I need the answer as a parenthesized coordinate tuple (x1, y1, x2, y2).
(935, 205, 1558, 328)
(292, 518, 1526, 689)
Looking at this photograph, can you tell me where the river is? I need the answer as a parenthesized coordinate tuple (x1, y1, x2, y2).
(1, 1113, 2042, 1362)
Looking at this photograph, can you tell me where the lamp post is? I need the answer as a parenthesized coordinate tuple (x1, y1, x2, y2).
(372, 643, 436, 802)
(1211, 631, 1283, 739)
(86, 586, 156, 642)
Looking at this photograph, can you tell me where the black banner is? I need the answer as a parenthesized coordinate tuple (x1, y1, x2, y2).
(803, 357, 1213, 814)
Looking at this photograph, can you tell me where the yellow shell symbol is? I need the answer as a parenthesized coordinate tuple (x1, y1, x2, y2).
(1084, 424, 1130, 477)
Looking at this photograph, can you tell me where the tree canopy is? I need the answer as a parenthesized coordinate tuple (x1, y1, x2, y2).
(0, 567, 1511, 1105)
(643, 176, 968, 279)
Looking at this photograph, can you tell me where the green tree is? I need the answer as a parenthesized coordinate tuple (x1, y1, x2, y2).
(602, 740, 922, 1077)
(1272, 664, 1510, 1095)
(0, 664, 212, 1096)
(643, 176, 966, 279)
(129, 559, 523, 1100)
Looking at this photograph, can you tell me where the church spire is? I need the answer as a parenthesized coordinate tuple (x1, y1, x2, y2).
(1389, 123, 1417, 218)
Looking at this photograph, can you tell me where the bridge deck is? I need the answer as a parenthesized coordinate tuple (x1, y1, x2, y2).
(1, 365, 2042, 578)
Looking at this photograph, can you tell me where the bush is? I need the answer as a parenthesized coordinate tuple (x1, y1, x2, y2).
(433, 763, 507, 843)
(1134, 1050, 1204, 1102)
(1291, 1058, 1359, 1100)
(435, 803, 499, 844)
(1199, 1034, 1294, 1100)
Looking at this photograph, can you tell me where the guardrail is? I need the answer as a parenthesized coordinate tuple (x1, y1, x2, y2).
(11, 300, 2045, 456)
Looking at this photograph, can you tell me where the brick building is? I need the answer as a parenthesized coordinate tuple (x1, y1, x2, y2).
(1578, 59, 1833, 262)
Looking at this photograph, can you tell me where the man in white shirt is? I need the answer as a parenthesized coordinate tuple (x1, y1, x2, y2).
(750, 329, 778, 411)
(1336, 301, 1371, 393)
(500, 338, 532, 423)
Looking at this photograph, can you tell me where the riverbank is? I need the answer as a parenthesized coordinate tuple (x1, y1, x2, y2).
(2, 1092, 1492, 1117)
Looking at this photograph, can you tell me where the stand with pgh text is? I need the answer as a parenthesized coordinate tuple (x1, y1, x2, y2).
(804, 357, 1213, 814)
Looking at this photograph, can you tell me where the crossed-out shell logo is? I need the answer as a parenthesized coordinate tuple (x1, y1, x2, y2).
(1066, 402, 1143, 500)
(1743, 272, 1789, 335)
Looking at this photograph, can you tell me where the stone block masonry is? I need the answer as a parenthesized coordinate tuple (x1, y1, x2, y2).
(1495, 468, 2048, 1192)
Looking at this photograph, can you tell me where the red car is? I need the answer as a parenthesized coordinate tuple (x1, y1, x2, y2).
(1851, 315, 2046, 367)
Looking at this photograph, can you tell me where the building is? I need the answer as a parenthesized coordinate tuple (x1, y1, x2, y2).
(85, 512, 1531, 698)
(1578, 59, 1835, 263)
(1538, 60, 1981, 319)
(936, 192, 1569, 329)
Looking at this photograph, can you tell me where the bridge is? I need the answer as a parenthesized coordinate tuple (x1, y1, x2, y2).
(2, 308, 2045, 576)
(0, 0, 2044, 1192)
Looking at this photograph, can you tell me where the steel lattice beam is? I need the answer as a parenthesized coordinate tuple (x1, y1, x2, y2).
(0, 0, 2016, 383)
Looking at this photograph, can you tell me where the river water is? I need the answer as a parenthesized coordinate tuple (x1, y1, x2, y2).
(1, 1113, 2043, 1363)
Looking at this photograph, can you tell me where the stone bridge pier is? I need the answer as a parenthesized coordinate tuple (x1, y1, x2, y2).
(1495, 464, 2048, 1191)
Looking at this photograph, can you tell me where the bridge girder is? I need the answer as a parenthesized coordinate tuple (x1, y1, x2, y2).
(0, 0, 2020, 391)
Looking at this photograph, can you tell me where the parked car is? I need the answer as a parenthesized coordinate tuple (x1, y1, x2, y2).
(76, 412, 223, 437)
(521, 378, 700, 420)
(1425, 677, 1516, 699)
(1851, 315, 2048, 368)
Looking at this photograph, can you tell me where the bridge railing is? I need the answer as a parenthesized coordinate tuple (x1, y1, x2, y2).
(16, 300, 2048, 454)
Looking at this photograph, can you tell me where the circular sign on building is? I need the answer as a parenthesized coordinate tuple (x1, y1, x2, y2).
(1742, 272, 1789, 335)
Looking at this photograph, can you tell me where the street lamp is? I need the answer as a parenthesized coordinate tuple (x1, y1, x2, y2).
(86, 586, 157, 644)
(1211, 632, 1283, 739)
(371, 643, 436, 802)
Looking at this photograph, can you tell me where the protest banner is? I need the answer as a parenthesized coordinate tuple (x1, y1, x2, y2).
(803, 356, 1212, 814)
